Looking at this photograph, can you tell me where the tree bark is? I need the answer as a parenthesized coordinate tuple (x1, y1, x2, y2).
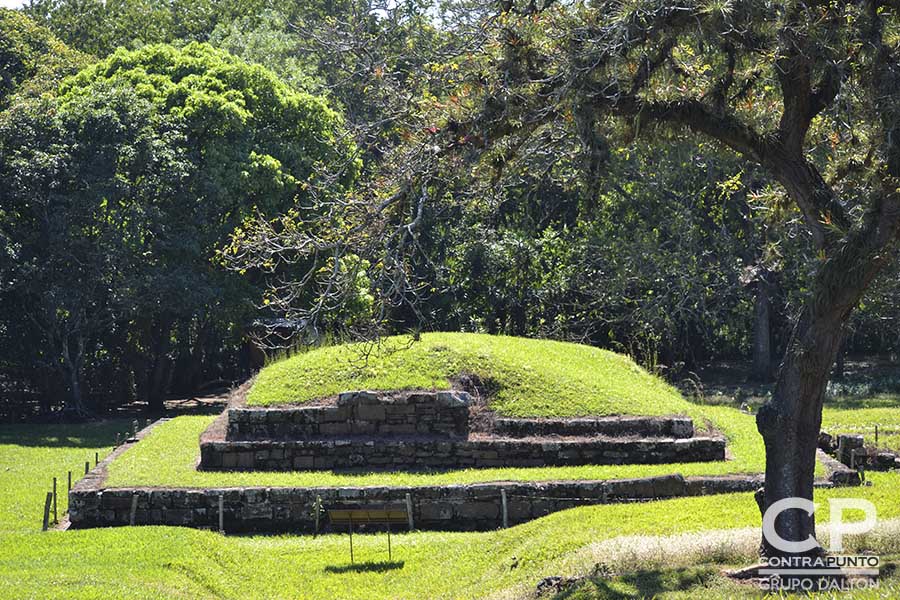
(756, 312, 840, 556)
(146, 318, 174, 416)
(58, 332, 88, 418)
(756, 213, 899, 557)
(751, 278, 773, 382)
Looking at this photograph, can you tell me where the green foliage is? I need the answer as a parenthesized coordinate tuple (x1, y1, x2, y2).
(422, 142, 808, 369)
(208, 10, 321, 93)
(0, 82, 190, 411)
(25, 0, 252, 56)
(0, 8, 89, 104)
(60, 42, 356, 200)
(0, 42, 357, 412)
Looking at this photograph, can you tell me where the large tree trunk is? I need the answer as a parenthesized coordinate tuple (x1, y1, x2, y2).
(751, 278, 773, 382)
(756, 311, 842, 556)
(146, 318, 174, 416)
(756, 220, 898, 558)
(58, 332, 88, 418)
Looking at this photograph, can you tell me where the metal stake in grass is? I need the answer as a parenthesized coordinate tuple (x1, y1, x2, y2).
(314, 496, 321, 536)
(42, 492, 52, 531)
(95, 451, 99, 466)
(84, 461, 90, 475)
(405, 493, 414, 531)
(348, 513, 354, 564)
(67, 471, 72, 493)
(52, 477, 58, 524)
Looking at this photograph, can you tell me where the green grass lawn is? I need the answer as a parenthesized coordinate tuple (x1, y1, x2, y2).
(823, 407, 900, 453)
(105, 403, 775, 488)
(2, 421, 900, 599)
(248, 333, 688, 416)
(0, 422, 124, 534)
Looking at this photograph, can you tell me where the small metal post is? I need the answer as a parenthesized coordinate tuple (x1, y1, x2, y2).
(95, 452, 99, 466)
(405, 493, 414, 531)
(67, 471, 72, 493)
(129, 494, 139, 525)
(501, 489, 509, 529)
(42, 492, 52, 531)
(348, 514, 354, 564)
(52, 478, 58, 524)
(219, 494, 225, 534)
(314, 496, 321, 536)
(84, 461, 90, 475)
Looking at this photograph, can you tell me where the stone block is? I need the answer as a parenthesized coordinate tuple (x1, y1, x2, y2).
(456, 501, 500, 521)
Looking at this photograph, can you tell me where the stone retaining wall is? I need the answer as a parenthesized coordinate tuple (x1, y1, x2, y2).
(200, 436, 727, 471)
(493, 416, 693, 439)
(68, 474, 764, 533)
(227, 391, 471, 440)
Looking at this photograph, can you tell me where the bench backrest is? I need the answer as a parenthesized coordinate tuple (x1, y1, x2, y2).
(327, 504, 408, 526)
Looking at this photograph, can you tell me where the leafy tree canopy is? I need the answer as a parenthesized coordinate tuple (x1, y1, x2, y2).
(0, 41, 358, 413)
(0, 8, 90, 104)
(60, 42, 359, 208)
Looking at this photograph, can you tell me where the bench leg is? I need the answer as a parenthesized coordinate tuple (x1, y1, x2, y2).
(349, 516, 354, 564)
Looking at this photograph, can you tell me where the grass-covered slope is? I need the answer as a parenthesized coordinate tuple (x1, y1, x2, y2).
(105, 405, 765, 488)
(249, 332, 688, 417)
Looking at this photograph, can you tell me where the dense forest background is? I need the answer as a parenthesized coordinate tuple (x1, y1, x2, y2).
(1, 0, 899, 420)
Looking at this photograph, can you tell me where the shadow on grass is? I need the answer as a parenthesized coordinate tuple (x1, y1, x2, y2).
(555, 566, 717, 599)
(324, 561, 405, 574)
(0, 421, 128, 448)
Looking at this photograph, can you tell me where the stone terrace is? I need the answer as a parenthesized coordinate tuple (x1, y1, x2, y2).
(199, 390, 727, 471)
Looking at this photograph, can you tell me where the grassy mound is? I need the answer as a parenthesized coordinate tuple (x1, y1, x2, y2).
(248, 332, 688, 417)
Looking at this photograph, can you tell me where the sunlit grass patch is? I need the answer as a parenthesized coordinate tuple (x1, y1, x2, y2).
(248, 332, 688, 417)
(0, 421, 124, 533)
(105, 403, 770, 488)
(823, 406, 900, 453)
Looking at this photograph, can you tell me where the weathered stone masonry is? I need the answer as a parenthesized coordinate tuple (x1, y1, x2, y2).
(493, 416, 694, 439)
(227, 391, 471, 440)
(200, 436, 726, 471)
(202, 391, 725, 471)
(69, 474, 765, 532)
(65, 416, 858, 533)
